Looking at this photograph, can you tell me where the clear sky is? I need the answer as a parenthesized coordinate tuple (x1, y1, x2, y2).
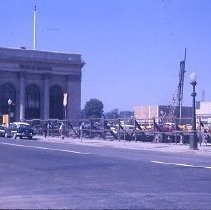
(0, 0, 211, 112)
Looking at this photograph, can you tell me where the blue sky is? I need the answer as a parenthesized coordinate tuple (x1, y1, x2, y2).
(0, 0, 211, 112)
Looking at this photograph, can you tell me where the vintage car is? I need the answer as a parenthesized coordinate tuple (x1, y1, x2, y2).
(4, 122, 35, 139)
(0, 125, 6, 137)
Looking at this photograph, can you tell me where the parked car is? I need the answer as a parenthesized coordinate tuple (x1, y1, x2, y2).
(0, 125, 5, 137)
(4, 122, 35, 139)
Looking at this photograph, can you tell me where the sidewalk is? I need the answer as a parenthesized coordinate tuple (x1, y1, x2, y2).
(36, 135, 211, 156)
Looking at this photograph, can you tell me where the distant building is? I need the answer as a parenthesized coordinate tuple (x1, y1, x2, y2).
(0, 47, 85, 122)
(196, 101, 211, 123)
(134, 105, 192, 124)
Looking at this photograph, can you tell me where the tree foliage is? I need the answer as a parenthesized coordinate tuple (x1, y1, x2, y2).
(105, 109, 119, 119)
(83, 99, 104, 118)
(119, 111, 134, 119)
(105, 109, 134, 119)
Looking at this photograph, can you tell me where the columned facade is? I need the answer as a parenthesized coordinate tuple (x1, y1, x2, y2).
(43, 74, 49, 120)
(0, 47, 84, 123)
(19, 72, 25, 121)
(67, 74, 82, 120)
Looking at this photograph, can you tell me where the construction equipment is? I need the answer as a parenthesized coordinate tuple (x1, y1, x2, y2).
(167, 49, 187, 123)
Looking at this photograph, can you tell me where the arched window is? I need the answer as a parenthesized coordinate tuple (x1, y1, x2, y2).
(49, 85, 63, 119)
(25, 84, 40, 119)
(0, 83, 16, 121)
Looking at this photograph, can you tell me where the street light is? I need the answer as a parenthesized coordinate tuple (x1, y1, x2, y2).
(189, 72, 198, 150)
(8, 98, 12, 124)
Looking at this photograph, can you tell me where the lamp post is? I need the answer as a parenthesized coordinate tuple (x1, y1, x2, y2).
(8, 99, 12, 124)
(189, 72, 198, 150)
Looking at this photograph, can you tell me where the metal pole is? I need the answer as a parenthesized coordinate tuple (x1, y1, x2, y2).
(118, 119, 120, 141)
(134, 118, 137, 142)
(8, 99, 12, 124)
(65, 106, 67, 121)
(8, 104, 11, 124)
(179, 104, 182, 125)
(189, 81, 198, 149)
(192, 82, 196, 131)
(123, 123, 125, 146)
(79, 122, 83, 142)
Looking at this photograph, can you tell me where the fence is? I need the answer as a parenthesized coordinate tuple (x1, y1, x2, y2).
(24, 116, 211, 144)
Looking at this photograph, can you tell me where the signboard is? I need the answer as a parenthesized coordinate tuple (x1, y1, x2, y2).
(3, 114, 9, 125)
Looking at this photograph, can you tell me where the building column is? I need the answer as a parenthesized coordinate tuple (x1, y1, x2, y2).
(67, 74, 81, 121)
(19, 72, 25, 121)
(43, 74, 49, 120)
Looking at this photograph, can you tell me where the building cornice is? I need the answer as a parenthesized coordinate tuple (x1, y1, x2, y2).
(0, 47, 85, 68)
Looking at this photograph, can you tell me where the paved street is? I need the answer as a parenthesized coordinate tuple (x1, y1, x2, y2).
(0, 137, 211, 209)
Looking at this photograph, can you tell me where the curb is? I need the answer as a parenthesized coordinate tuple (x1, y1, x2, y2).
(35, 135, 211, 156)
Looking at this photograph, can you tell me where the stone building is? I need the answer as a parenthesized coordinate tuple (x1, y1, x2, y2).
(0, 47, 84, 122)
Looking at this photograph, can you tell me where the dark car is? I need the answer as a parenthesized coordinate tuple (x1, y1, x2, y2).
(4, 122, 35, 139)
(0, 125, 5, 137)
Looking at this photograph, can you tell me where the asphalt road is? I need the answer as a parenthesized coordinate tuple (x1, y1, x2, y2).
(0, 137, 211, 209)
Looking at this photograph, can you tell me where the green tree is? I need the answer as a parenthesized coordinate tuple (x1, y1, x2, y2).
(84, 99, 104, 118)
(119, 111, 134, 119)
(105, 109, 133, 119)
(105, 109, 119, 119)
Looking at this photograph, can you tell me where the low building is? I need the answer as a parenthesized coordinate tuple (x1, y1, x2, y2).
(196, 101, 211, 124)
(134, 105, 192, 124)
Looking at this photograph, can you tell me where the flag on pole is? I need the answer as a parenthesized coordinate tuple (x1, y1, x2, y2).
(33, 5, 37, 50)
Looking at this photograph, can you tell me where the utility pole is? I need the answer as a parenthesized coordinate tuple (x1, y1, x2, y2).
(33, 5, 37, 50)
(178, 49, 186, 124)
(167, 49, 187, 124)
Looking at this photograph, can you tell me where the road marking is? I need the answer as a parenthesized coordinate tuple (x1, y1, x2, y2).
(151, 160, 211, 169)
(0, 142, 90, 155)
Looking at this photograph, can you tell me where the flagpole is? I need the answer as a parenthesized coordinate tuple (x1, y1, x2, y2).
(33, 5, 37, 50)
